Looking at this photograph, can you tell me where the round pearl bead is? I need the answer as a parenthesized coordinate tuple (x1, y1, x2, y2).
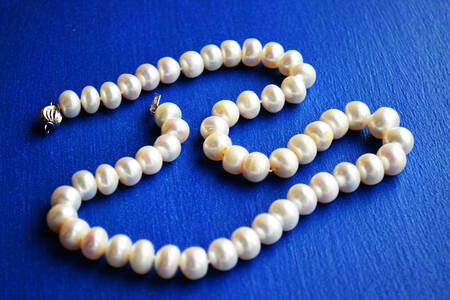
(200, 116, 229, 139)
(135, 63, 160, 91)
(236, 90, 260, 119)
(241, 38, 262, 67)
(47, 204, 78, 233)
(179, 51, 204, 78)
(154, 245, 180, 279)
(252, 213, 283, 245)
(304, 121, 334, 152)
(268, 199, 299, 231)
(115, 157, 143, 186)
(80, 86, 100, 114)
(200, 44, 223, 71)
(310, 172, 339, 204)
(179, 247, 208, 280)
(59, 90, 81, 118)
(135, 145, 163, 175)
(72, 170, 97, 201)
(51, 185, 81, 210)
(158, 57, 181, 84)
(105, 234, 132, 268)
(260, 84, 285, 113)
(345, 101, 371, 130)
(208, 238, 238, 271)
(129, 239, 155, 275)
(383, 127, 414, 154)
(81, 226, 108, 260)
(231, 226, 261, 260)
(286, 183, 318, 215)
(261, 42, 285, 68)
(242, 152, 270, 183)
(95, 164, 119, 195)
(221, 40, 241, 67)
(100, 82, 122, 109)
(117, 73, 142, 100)
(290, 63, 317, 88)
(203, 133, 232, 161)
(269, 148, 299, 178)
(368, 107, 400, 139)
(377, 143, 407, 175)
(154, 134, 182, 162)
(222, 145, 249, 175)
(333, 162, 361, 193)
(287, 134, 317, 165)
(281, 75, 307, 104)
(161, 118, 190, 143)
(356, 153, 385, 185)
(320, 109, 349, 140)
(154, 102, 182, 127)
(212, 100, 240, 127)
(59, 218, 90, 251)
(278, 50, 303, 76)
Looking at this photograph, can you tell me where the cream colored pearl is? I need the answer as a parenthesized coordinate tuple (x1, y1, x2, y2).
(179, 51, 204, 78)
(242, 38, 262, 67)
(368, 107, 400, 139)
(222, 145, 249, 175)
(154, 102, 182, 127)
(221, 40, 241, 67)
(50, 185, 81, 210)
(231, 226, 261, 260)
(208, 238, 238, 271)
(80, 86, 100, 114)
(179, 247, 208, 280)
(236, 90, 260, 119)
(105, 234, 132, 268)
(333, 162, 361, 193)
(161, 118, 190, 143)
(203, 133, 232, 161)
(252, 213, 283, 245)
(200, 44, 223, 71)
(59, 90, 81, 118)
(356, 153, 384, 185)
(286, 183, 317, 215)
(261, 42, 284, 69)
(242, 152, 270, 183)
(117, 73, 142, 100)
(95, 164, 119, 195)
(59, 218, 90, 251)
(135, 63, 160, 91)
(135, 146, 163, 175)
(268, 199, 299, 231)
(72, 170, 97, 201)
(158, 57, 181, 84)
(310, 172, 339, 204)
(212, 100, 240, 127)
(115, 157, 142, 186)
(278, 50, 303, 76)
(155, 245, 180, 279)
(290, 63, 316, 88)
(260, 84, 285, 113)
(281, 75, 307, 104)
(287, 134, 317, 165)
(269, 148, 299, 178)
(129, 239, 155, 275)
(320, 109, 349, 139)
(200, 116, 229, 139)
(377, 143, 407, 175)
(154, 134, 182, 162)
(81, 226, 108, 260)
(47, 204, 78, 233)
(304, 121, 334, 152)
(383, 127, 414, 154)
(100, 82, 122, 109)
(345, 101, 371, 130)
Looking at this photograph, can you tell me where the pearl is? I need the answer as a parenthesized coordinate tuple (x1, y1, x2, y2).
(117, 73, 142, 100)
(269, 148, 299, 178)
(95, 164, 119, 195)
(281, 75, 307, 104)
(310, 172, 339, 204)
(200, 44, 223, 71)
(287, 134, 317, 165)
(290, 63, 316, 88)
(115, 157, 142, 186)
(100, 82, 122, 109)
(222, 145, 249, 175)
(154, 102, 182, 127)
(320, 109, 349, 139)
(286, 183, 318, 215)
(356, 153, 384, 185)
(242, 152, 270, 183)
(203, 133, 232, 161)
(212, 100, 240, 127)
(179, 247, 208, 280)
(231, 226, 261, 260)
(154, 134, 182, 162)
(157, 57, 181, 84)
(278, 50, 303, 76)
(154, 245, 180, 279)
(72, 170, 97, 201)
(368, 107, 400, 139)
(135, 146, 163, 175)
(383, 127, 414, 154)
(377, 143, 407, 175)
(81, 226, 108, 260)
(80, 86, 100, 114)
(179, 51, 204, 78)
(304, 121, 334, 152)
(46, 204, 78, 233)
(333, 162, 361, 193)
(241, 38, 262, 67)
(208, 238, 238, 271)
(105, 234, 132, 268)
(161, 118, 190, 143)
(345, 101, 371, 130)
(252, 213, 283, 245)
(261, 42, 284, 69)
(129, 239, 155, 275)
(200, 116, 229, 139)
(268, 199, 299, 231)
(236, 90, 260, 119)
(135, 63, 160, 91)
(221, 40, 241, 67)
(58, 90, 81, 118)
(50, 185, 81, 210)
(59, 218, 90, 251)
(260, 84, 285, 113)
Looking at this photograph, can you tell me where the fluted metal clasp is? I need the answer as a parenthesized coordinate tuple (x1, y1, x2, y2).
(149, 93, 161, 115)
(38, 102, 63, 135)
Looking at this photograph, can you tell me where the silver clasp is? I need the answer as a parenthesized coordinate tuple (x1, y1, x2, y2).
(149, 93, 161, 115)
(38, 102, 63, 135)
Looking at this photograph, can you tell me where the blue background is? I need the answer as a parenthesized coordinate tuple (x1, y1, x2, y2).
(0, 0, 448, 299)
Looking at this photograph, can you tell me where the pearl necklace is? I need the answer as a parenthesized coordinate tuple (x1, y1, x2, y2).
(42, 39, 414, 280)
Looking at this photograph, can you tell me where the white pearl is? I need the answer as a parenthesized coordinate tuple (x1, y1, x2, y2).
(59, 218, 90, 251)
(236, 90, 260, 119)
(179, 51, 204, 78)
(278, 50, 303, 76)
(377, 143, 407, 175)
(242, 152, 270, 183)
(200, 44, 223, 71)
(72, 170, 97, 201)
(117, 73, 142, 100)
(221, 40, 241, 67)
(212, 100, 240, 127)
(241, 38, 262, 67)
(260, 84, 285, 113)
(345, 101, 371, 130)
(333, 162, 361, 193)
(286, 183, 318, 215)
(268, 199, 299, 231)
(59, 90, 81, 118)
(368, 107, 400, 139)
(80, 86, 100, 114)
(281, 75, 307, 104)
(203, 133, 232, 161)
(310, 172, 339, 204)
(95, 164, 119, 195)
(129, 239, 155, 275)
(154, 102, 182, 127)
(47, 204, 78, 233)
(154, 134, 182, 162)
(356, 153, 385, 185)
(157, 57, 181, 84)
(287, 134, 317, 165)
(179, 247, 208, 280)
(154, 245, 180, 279)
(81, 226, 108, 260)
(252, 213, 283, 245)
(135, 63, 160, 91)
(320, 109, 349, 139)
(50, 185, 81, 210)
(161, 118, 190, 143)
(383, 127, 414, 154)
(290, 63, 317, 88)
(135, 146, 163, 175)
(208, 238, 238, 271)
(115, 157, 142, 186)
(100, 82, 122, 109)
(269, 148, 299, 178)
(304, 121, 334, 152)
(231, 226, 261, 260)
(261, 42, 284, 69)
(200, 116, 229, 139)
(222, 145, 249, 175)
(105, 234, 132, 268)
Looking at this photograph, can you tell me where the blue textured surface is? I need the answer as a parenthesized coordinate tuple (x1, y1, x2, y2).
(0, 0, 448, 299)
